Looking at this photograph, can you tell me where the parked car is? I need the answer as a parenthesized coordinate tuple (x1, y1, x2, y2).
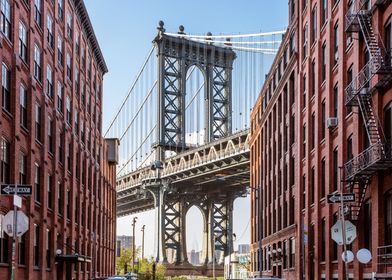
(106, 276, 127, 280)
(250, 277, 285, 280)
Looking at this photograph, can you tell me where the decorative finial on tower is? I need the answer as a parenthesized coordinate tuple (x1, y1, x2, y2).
(157, 20, 165, 32)
(178, 25, 185, 34)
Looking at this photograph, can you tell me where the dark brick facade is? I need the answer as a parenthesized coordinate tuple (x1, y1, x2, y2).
(0, 0, 116, 279)
(250, 1, 392, 279)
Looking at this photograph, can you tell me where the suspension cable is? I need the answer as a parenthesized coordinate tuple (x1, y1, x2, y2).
(104, 45, 156, 137)
(164, 30, 286, 39)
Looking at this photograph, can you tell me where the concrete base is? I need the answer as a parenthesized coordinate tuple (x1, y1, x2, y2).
(164, 263, 224, 277)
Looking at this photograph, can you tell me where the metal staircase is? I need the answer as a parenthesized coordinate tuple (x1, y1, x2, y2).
(344, 0, 392, 221)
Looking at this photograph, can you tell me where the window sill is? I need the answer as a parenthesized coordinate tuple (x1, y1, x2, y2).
(35, 139, 43, 146)
(20, 125, 29, 135)
(332, 62, 339, 73)
(2, 108, 13, 120)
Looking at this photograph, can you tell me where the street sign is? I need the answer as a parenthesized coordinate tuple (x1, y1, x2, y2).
(331, 220, 357, 245)
(327, 193, 355, 204)
(13, 195, 22, 208)
(0, 184, 32, 195)
(2, 210, 29, 237)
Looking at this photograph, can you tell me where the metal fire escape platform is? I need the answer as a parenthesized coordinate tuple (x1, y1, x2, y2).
(343, 0, 392, 226)
(116, 129, 250, 217)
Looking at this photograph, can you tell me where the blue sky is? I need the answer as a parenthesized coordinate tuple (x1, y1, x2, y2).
(84, 0, 288, 258)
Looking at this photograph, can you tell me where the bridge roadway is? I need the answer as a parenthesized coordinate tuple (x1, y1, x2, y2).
(116, 129, 250, 217)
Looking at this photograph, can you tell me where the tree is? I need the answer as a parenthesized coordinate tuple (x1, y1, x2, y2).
(116, 247, 140, 275)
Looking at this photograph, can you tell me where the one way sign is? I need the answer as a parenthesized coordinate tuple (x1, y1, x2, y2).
(327, 193, 355, 204)
(0, 184, 32, 195)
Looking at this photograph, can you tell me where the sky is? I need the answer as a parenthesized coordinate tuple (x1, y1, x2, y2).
(84, 0, 288, 258)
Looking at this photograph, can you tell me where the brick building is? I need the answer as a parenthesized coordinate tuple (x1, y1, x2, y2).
(250, 0, 392, 279)
(0, 0, 117, 279)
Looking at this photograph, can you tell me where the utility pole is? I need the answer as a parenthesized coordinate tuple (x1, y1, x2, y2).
(132, 217, 138, 272)
(141, 225, 145, 259)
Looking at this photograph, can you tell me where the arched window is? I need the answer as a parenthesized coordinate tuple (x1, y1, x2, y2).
(385, 190, 392, 245)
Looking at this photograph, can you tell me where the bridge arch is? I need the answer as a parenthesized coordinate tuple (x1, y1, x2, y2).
(185, 205, 207, 266)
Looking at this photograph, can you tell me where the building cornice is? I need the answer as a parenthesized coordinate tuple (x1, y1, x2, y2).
(73, 0, 108, 74)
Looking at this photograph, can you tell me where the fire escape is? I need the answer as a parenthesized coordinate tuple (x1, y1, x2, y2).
(344, 0, 392, 222)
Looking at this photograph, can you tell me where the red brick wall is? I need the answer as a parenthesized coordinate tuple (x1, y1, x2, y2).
(250, 1, 392, 279)
(0, 0, 116, 279)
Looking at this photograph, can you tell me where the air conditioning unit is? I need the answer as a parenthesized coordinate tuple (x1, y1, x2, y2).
(327, 117, 338, 129)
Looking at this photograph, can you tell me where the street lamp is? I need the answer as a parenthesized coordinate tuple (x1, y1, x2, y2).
(248, 185, 263, 277)
(141, 225, 146, 259)
(132, 217, 138, 272)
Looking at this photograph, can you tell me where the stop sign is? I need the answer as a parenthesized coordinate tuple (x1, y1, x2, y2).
(2, 210, 29, 237)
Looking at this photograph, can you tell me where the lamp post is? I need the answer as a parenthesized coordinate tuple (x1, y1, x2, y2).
(132, 217, 138, 272)
(248, 186, 262, 277)
(141, 225, 145, 259)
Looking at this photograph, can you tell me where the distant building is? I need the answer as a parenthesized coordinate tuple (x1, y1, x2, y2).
(117, 235, 133, 249)
(237, 244, 250, 254)
(187, 250, 200, 265)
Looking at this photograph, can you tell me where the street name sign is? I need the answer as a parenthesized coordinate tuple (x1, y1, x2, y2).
(327, 193, 355, 204)
(2, 210, 29, 237)
(331, 220, 357, 245)
(0, 184, 32, 195)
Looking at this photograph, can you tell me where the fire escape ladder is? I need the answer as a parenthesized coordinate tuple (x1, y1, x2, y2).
(348, 178, 370, 222)
(358, 12, 384, 72)
(357, 92, 385, 150)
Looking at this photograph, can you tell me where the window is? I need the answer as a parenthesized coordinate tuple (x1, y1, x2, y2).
(322, 42, 326, 81)
(35, 103, 42, 142)
(58, 181, 63, 215)
(66, 96, 72, 124)
(302, 175, 306, 209)
(75, 31, 80, 55)
(34, 164, 41, 202)
(58, 35, 63, 67)
(303, 23, 308, 59)
(321, 100, 326, 139)
(87, 55, 91, 79)
(290, 238, 295, 268)
(311, 167, 315, 204)
(364, 200, 372, 250)
(47, 65, 53, 97)
(46, 229, 51, 269)
(57, 81, 63, 113)
(0, 0, 11, 40)
(311, 6, 317, 44)
(321, 218, 326, 262)
(303, 124, 306, 158)
(48, 118, 53, 154)
(302, 0, 307, 10)
(333, 148, 338, 191)
(332, 213, 338, 260)
(74, 111, 79, 136)
(19, 22, 28, 62)
(47, 14, 54, 48)
(321, 158, 326, 198)
(334, 23, 339, 64)
(20, 85, 28, 129)
(66, 13, 73, 38)
(59, 131, 64, 164)
(66, 53, 72, 80)
(18, 234, 26, 265)
(34, 0, 42, 26)
(67, 142, 72, 172)
(311, 113, 315, 149)
(58, 0, 63, 20)
(346, 65, 353, 114)
(303, 75, 307, 109)
(386, 190, 392, 245)
(321, 0, 327, 25)
(47, 174, 53, 209)
(2, 63, 10, 112)
(347, 135, 353, 161)
(19, 153, 27, 184)
(385, 103, 392, 150)
(333, 84, 338, 117)
(33, 224, 39, 267)
(34, 45, 42, 81)
(385, 20, 391, 67)
(0, 138, 10, 183)
(75, 69, 80, 96)
(311, 60, 315, 96)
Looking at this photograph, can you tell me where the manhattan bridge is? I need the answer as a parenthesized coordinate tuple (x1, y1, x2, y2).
(105, 21, 284, 275)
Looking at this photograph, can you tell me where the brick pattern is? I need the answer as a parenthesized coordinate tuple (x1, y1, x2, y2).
(250, 1, 392, 279)
(0, 0, 116, 279)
